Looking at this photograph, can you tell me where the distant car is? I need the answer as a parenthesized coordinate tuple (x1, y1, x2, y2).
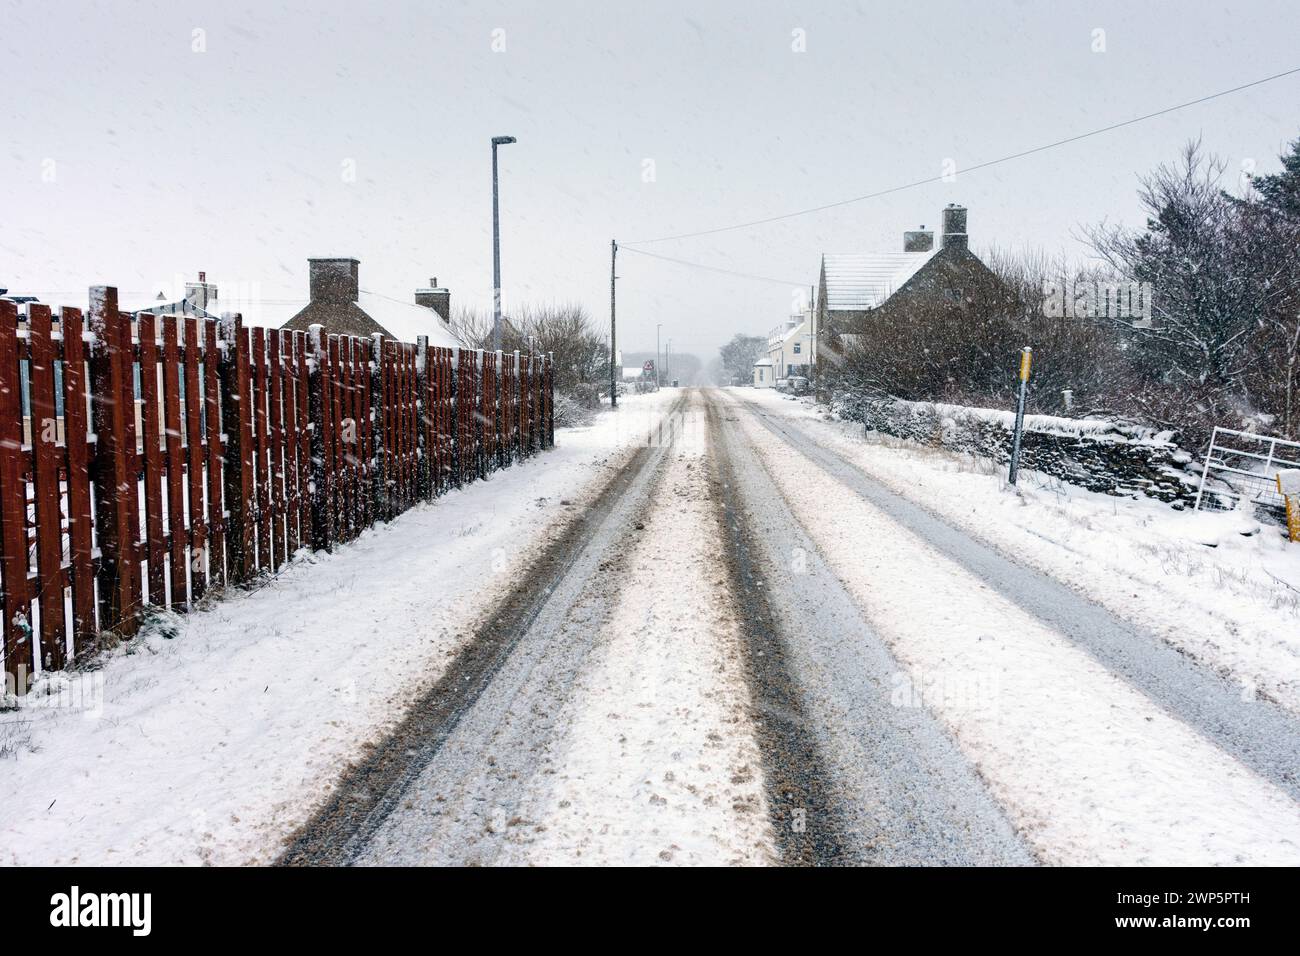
(781, 376, 810, 395)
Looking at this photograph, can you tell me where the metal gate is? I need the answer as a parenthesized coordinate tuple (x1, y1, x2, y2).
(1194, 426, 1300, 517)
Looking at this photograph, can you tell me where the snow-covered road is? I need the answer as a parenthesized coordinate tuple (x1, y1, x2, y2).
(3, 387, 1297, 866)
(289, 387, 1300, 866)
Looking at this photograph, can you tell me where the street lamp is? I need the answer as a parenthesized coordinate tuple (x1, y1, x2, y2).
(491, 135, 517, 353)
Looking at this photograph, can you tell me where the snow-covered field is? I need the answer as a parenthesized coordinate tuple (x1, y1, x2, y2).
(724, 389, 1300, 865)
(0, 390, 680, 866)
(736, 388, 1300, 715)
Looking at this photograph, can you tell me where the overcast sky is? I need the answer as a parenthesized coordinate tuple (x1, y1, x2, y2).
(2, 0, 1298, 360)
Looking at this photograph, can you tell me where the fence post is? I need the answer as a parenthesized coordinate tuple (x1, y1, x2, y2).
(218, 313, 252, 581)
(87, 287, 140, 636)
(512, 350, 522, 461)
(370, 332, 385, 520)
(307, 324, 332, 551)
(0, 300, 31, 686)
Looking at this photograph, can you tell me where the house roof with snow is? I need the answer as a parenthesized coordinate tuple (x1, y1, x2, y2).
(280, 258, 464, 348)
(820, 250, 938, 311)
(817, 205, 993, 319)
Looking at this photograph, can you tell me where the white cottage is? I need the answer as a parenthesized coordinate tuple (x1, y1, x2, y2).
(752, 357, 774, 388)
(765, 311, 815, 382)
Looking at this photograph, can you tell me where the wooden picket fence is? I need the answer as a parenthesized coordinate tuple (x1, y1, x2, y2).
(0, 286, 554, 689)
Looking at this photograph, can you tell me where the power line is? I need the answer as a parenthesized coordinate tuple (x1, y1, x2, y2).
(624, 65, 1300, 245)
(620, 246, 807, 287)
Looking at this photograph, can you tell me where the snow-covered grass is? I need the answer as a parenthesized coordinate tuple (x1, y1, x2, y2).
(499, 396, 773, 865)
(726, 391, 1300, 865)
(737, 388, 1300, 714)
(0, 389, 682, 866)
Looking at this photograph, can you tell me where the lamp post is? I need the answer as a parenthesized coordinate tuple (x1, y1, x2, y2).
(491, 135, 516, 354)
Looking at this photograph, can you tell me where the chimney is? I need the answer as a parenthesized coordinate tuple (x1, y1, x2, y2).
(309, 258, 360, 304)
(903, 226, 934, 252)
(941, 204, 968, 250)
(184, 271, 219, 311)
(415, 277, 451, 324)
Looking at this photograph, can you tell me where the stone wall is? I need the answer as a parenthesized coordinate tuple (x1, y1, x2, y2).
(853, 397, 1201, 507)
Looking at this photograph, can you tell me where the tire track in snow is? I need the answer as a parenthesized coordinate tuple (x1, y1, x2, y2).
(705, 398, 852, 865)
(486, 391, 773, 865)
(734, 392, 1300, 803)
(280, 395, 691, 865)
(706, 394, 1033, 865)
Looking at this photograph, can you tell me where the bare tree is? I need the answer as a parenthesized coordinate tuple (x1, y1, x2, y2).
(718, 334, 765, 385)
(1083, 140, 1281, 429)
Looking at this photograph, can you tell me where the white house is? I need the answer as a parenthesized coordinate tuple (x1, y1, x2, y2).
(765, 310, 815, 382)
(752, 357, 774, 388)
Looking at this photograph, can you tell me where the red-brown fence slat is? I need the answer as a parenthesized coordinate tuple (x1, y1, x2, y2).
(281, 332, 297, 556)
(339, 337, 356, 540)
(236, 321, 255, 578)
(137, 313, 166, 608)
(120, 310, 143, 617)
(162, 316, 187, 611)
(27, 305, 66, 669)
(59, 307, 95, 654)
(203, 318, 225, 588)
(183, 318, 206, 599)
(355, 338, 370, 526)
(294, 331, 312, 548)
(0, 300, 30, 682)
(88, 291, 139, 636)
(326, 335, 342, 539)
(357, 338, 373, 527)
(268, 330, 286, 570)
(280, 331, 299, 557)
(252, 327, 271, 568)
(401, 342, 411, 505)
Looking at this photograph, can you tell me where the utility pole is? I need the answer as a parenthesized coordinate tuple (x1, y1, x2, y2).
(609, 239, 618, 409)
(656, 323, 662, 391)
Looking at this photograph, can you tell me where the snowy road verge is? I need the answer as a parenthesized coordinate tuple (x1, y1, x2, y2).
(733, 389, 1300, 714)
(723, 390, 1300, 865)
(0, 390, 681, 866)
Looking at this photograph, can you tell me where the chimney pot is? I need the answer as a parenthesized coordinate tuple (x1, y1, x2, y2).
(415, 278, 451, 324)
(903, 228, 934, 252)
(941, 204, 968, 250)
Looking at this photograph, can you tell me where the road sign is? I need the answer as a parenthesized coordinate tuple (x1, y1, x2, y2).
(643, 360, 655, 371)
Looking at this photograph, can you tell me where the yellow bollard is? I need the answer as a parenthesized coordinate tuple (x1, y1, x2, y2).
(1278, 470, 1300, 543)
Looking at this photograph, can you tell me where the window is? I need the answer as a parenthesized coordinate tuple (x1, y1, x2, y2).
(793, 342, 801, 354)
